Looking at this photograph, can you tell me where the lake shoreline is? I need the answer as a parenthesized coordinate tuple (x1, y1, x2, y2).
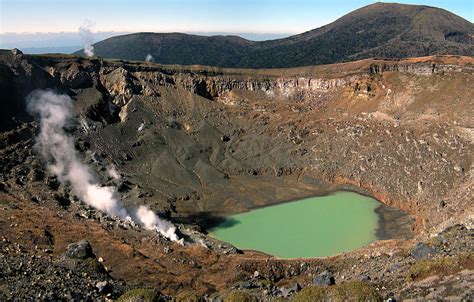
(375, 204, 414, 240)
(208, 191, 409, 258)
(204, 185, 414, 242)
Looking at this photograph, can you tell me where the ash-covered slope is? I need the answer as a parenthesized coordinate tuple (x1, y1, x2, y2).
(81, 2, 474, 67)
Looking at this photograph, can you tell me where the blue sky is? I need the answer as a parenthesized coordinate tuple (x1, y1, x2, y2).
(1, 0, 472, 34)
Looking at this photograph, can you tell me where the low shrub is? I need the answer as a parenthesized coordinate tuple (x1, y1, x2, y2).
(292, 281, 382, 302)
(117, 288, 160, 302)
(331, 281, 382, 301)
(407, 253, 474, 281)
(81, 258, 105, 274)
(291, 286, 326, 301)
(175, 290, 205, 302)
(224, 290, 257, 302)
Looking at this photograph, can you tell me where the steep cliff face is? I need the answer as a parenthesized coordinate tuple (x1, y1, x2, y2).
(173, 61, 474, 101)
(124, 58, 474, 103)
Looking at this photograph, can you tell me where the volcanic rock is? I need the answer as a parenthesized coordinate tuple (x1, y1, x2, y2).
(65, 240, 94, 260)
(411, 243, 436, 260)
(279, 283, 301, 297)
(313, 270, 335, 286)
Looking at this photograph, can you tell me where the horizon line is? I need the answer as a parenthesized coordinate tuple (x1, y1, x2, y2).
(0, 30, 300, 35)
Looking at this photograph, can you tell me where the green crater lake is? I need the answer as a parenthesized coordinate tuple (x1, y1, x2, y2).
(209, 191, 381, 258)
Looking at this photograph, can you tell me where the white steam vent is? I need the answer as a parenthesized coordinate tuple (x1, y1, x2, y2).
(27, 90, 181, 243)
(107, 165, 121, 181)
(79, 20, 95, 57)
(145, 54, 154, 62)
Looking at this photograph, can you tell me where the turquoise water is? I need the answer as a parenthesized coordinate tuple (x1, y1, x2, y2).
(209, 191, 380, 258)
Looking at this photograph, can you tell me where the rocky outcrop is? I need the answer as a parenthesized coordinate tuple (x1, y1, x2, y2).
(65, 240, 94, 259)
(141, 59, 473, 102)
(368, 62, 474, 75)
(171, 76, 360, 100)
(4, 51, 471, 109)
(100, 67, 142, 106)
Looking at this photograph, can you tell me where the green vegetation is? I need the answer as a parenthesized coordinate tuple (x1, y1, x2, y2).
(79, 3, 474, 68)
(331, 282, 382, 301)
(33, 53, 80, 59)
(407, 253, 474, 281)
(175, 291, 205, 302)
(117, 288, 160, 302)
(272, 298, 289, 302)
(81, 258, 106, 274)
(291, 281, 382, 302)
(425, 236, 444, 248)
(259, 279, 274, 288)
(291, 287, 327, 301)
(224, 290, 257, 302)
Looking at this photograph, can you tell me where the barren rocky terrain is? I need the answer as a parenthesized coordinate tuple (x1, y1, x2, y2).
(0, 49, 473, 300)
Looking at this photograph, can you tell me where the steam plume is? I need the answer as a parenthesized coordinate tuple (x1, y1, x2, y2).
(107, 165, 121, 180)
(145, 54, 154, 62)
(27, 90, 180, 242)
(79, 20, 95, 57)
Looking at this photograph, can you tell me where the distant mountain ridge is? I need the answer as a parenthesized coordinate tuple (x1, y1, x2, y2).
(78, 2, 474, 68)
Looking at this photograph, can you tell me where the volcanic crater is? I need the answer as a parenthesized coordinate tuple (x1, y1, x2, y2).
(0, 50, 473, 300)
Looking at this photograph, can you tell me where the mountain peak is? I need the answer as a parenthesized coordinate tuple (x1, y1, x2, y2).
(79, 3, 473, 68)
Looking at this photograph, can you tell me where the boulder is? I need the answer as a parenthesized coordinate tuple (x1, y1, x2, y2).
(60, 64, 92, 89)
(439, 200, 446, 208)
(411, 243, 436, 260)
(279, 283, 301, 297)
(388, 263, 402, 273)
(313, 270, 335, 286)
(95, 281, 110, 294)
(65, 240, 94, 259)
(12, 48, 23, 55)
